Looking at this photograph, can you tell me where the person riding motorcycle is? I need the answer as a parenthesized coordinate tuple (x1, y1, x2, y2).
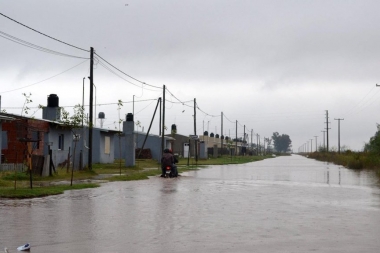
(161, 148, 178, 177)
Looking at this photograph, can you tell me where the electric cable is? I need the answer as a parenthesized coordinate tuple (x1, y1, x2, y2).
(97, 59, 142, 88)
(0, 30, 89, 59)
(0, 59, 89, 94)
(165, 87, 188, 105)
(223, 113, 235, 123)
(0, 12, 89, 52)
(136, 99, 156, 115)
(2, 98, 158, 110)
(94, 52, 162, 89)
(196, 104, 219, 117)
(97, 58, 163, 94)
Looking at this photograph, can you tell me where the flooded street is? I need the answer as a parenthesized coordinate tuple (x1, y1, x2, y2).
(1, 155, 380, 252)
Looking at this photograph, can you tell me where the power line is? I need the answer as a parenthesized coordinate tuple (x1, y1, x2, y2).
(0, 30, 89, 59)
(136, 99, 157, 114)
(165, 87, 190, 105)
(196, 103, 219, 117)
(0, 59, 89, 94)
(0, 12, 89, 52)
(94, 52, 162, 89)
(97, 58, 161, 92)
(97, 59, 143, 88)
(223, 113, 235, 123)
(2, 98, 158, 110)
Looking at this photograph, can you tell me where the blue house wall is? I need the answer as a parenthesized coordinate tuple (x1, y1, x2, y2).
(114, 131, 173, 161)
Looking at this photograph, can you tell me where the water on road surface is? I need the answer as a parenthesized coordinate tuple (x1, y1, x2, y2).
(1, 155, 380, 253)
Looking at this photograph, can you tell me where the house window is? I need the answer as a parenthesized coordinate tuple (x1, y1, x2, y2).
(58, 134, 64, 150)
(105, 136, 110, 154)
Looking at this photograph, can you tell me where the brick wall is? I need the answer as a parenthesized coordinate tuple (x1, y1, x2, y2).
(2, 118, 49, 163)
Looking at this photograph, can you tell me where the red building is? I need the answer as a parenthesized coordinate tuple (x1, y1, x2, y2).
(1, 113, 49, 165)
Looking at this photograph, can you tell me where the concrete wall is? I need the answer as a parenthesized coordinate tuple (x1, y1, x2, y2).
(124, 120, 135, 167)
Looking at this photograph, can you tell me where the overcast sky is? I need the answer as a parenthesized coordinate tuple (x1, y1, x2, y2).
(1, 0, 380, 151)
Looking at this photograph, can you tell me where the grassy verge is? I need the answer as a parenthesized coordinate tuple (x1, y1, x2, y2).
(0, 183, 99, 199)
(307, 152, 380, 175)
(0, 155, 272, 198)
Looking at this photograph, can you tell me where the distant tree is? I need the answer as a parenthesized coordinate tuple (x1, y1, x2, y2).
(318, 145, 327, 152)
(364, 124, 380, 153)
(271, 132, 292, 153)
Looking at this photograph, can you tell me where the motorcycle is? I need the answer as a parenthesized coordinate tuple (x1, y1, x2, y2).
(164, 163, 178, 178)
(164, 165, 173, 178)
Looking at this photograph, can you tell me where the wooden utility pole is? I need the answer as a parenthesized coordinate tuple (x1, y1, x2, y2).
(256, 133, 259, 155)
(88, 47, 94, 170)
(251, 129, 253, 154)
(243, 125, 246, 155)
(325, 110, 330, 152)
(194, 98, 198, 162)
(159, 97, 161, 136)
(161, 85, 165, 156)
(310, 139, 313, 153)
(221, 112, 223, 156)
(235, 120, 238, 156)
(334, 118, 344, 153)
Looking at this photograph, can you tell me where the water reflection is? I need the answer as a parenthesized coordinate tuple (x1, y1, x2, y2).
(1, 155, 380, 253)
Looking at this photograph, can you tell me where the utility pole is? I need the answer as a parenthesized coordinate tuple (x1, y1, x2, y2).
(221, 112, 223, 156)
(314, 136, 318, 152)
(334, 118, 344, 153)
(243, 125, 246, 155)
(256, 134, 259, 155)
(251, 129, 253, 154)
(159, 97, 161, 136)
(194, 98, 198, 162)
(235, 120, 238, 156)
(88, 47, 94, 170)
(161, 85, 165, 157)
(325, 110, 330, 152)
(310, 139, 313, 153)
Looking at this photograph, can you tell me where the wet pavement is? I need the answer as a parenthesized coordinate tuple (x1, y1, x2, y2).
(1, 155, 380, 253)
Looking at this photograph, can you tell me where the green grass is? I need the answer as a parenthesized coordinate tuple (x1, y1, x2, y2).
(0, 183, 100, 199)
(308, 151, 380, 174)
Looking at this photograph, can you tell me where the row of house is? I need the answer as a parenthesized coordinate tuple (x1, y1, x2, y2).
(0, 94, 174, 174)
(0, 94, 248, 175)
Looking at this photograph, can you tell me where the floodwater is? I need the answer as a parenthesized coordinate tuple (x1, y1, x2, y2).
(1, 155, 380, 253)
